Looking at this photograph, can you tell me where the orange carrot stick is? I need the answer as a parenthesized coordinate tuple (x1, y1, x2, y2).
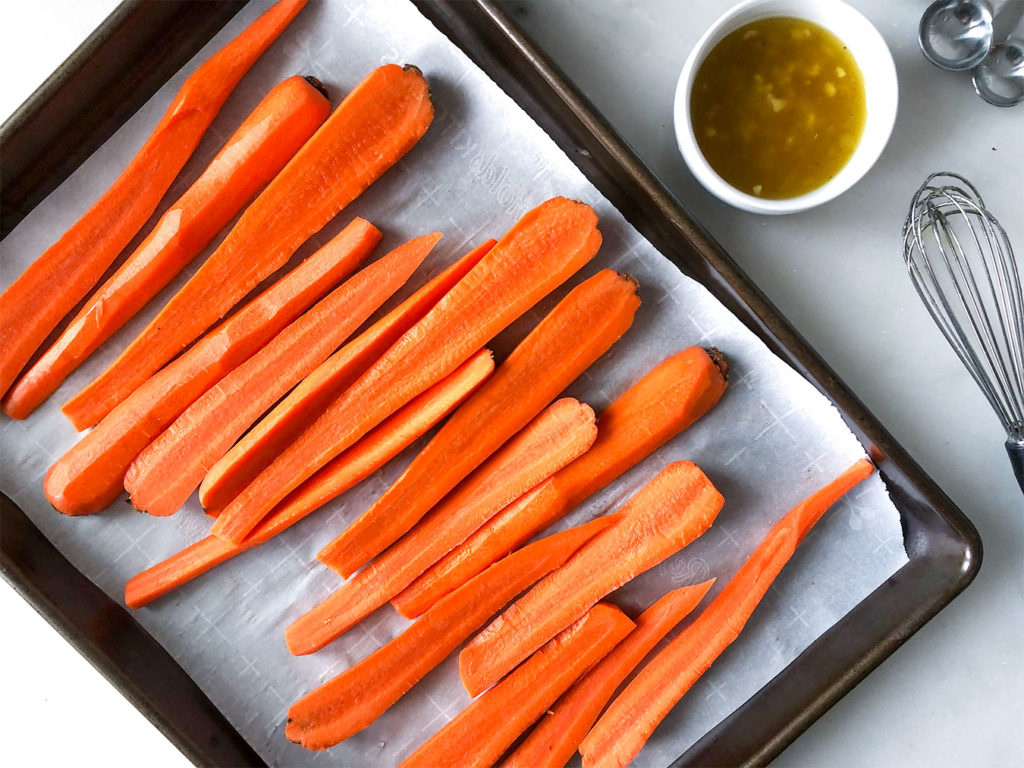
(285, 398, 597, 655)
(63, 63, 433, 429)
(0, 0, 308, 398)
(199, 240, 495, 513)
(124, 233, 439, 516)
(211, 197, 602, 544)
(1, 75, 330, 419)
(459, 461, 723, 697)
(401, 604, 635, 768)
(393, 347, 728, 618)
(579, 459, 875, 768)
(504, 580, 715, 768)
(123, 352, 493, 609)
(44, 219, 378, 516)
(285, 515, 617, 750)
(319, 268, 639, 577)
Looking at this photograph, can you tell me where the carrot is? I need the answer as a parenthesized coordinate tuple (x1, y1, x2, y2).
(123, 352, 493, 609)
(503, 580, 715, 768)
(579, 459, 875, 768)
(0, 0, 308, 399)
(284, 515, 617, 750)
(319, 268, 639, 577)
(63, 63, 434, 430)
(401, 603, 635, 768)
(285, 398, 597, 655)
(393, 347, 728, 618)
(124, 233, 439, 517)
(199, 240, 495, 513)
(459, 460, 723, 697)
(210, 197, 602, 544)
(43, 219, 378, 516)
(1, 75, 330, 420)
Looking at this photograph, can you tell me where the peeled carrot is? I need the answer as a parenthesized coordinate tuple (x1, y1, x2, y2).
(579, 459, 875, 768)
(286, 398, 597, 655)
(63, 63, 434, 430)
(319, 268, 639, 577)
(211, 197, 602, 544)
(394, 346, 728, 618)
(123, 352, 493, 609)
(504, 580, 715, 768)
(401, 603, 635, 768)
(44, 219, 378, 516)
(199, 240, 495, 513)
(1, 75, 330, 419)
(285, 515, 617, 750)
(0, 0, 308, 399)
(459, 460, 723, 697)
(124, 233, 439, 517)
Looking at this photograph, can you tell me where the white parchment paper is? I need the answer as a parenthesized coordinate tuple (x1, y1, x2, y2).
(0, 1, 908, 765)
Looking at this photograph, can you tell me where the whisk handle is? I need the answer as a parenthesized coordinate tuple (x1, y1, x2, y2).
(1006, 438, 1024, 495)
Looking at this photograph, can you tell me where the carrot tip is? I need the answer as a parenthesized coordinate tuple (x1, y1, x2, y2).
(706, 346, 729, 380)
(303, 75, 328, 99)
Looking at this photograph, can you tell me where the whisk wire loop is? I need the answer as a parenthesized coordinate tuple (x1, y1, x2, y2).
(903, 172, 1024, 491)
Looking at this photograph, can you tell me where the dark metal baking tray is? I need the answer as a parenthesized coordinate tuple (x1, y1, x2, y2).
(0, 1, 981, 766)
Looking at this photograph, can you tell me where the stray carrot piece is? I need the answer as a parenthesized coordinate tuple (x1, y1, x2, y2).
(286, 398, 598, 655)
(1, 75, 330, 419)
(459, 461, 723, 697)
(401, 604, 635, 768)
(0, 0, 308, 398)
(43, 219, 378, 516)
(199, 239, 495, 513)
(319, 268, 639, 577)
(393, 346, 728, 618)
(503, 580, 715, 768)
(211, 197, 602, 544)
(284, 515, 617, 750)
(579, 459, 875, 768)
(63, 63, 434, 429)
(124, 233, 439, 516)
(123, 352, 493, 609)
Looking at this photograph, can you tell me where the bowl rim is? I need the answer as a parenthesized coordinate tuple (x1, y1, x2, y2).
(674, 0, 899, 215)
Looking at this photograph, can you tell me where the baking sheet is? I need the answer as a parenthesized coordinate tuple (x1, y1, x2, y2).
(0, 1, 908, 765)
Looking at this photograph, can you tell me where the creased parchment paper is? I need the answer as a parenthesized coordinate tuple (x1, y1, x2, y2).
(0, 1, 908, 765)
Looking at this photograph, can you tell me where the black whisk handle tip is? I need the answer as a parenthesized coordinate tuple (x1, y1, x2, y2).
(1005, 438, 1024, 495)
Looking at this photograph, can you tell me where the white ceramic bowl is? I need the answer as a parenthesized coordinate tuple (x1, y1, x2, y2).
(674, 0, 898, 214)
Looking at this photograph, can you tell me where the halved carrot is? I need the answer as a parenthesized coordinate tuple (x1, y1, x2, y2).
(124, 233, 439, 516)
(459, 460, 723, 697)
(63, 63, 434, 429)
(401, 603, 635, 768)
(393, 346, 728, 618)
(319, 268, 639, 577)
(210, 197, 602, 544)
(504, 580, 715, 768)
(579, 459, 875, 768)
(1, 75, 330, 419)
(123, 351, 493, 609)
(0, 0, 308, 399)
(285, 514, 617, 750)
(43, 219, 378, 516)
(285, 398, 597, 655)
(199, 240, 495, 513)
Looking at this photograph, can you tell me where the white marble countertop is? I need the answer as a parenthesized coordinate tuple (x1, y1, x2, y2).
(1, 1, 1021, 766)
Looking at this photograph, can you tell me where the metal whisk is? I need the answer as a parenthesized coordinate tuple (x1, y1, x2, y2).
(903, 172, 1024, 493)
